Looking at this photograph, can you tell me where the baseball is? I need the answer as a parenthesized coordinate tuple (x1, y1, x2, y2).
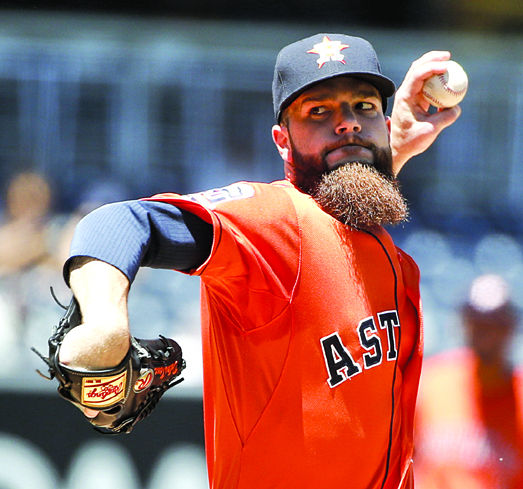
(422, 60, 468, 108)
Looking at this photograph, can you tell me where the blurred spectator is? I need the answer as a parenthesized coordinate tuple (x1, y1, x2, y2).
(414, 274, 523, 488)
(0, 171, 54, 370)
(0, 171, 52, 275)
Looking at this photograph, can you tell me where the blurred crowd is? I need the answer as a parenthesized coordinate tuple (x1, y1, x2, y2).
(0, 171, 71, 373)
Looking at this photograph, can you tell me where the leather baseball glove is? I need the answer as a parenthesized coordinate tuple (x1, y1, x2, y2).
(32, 292, 186, 434)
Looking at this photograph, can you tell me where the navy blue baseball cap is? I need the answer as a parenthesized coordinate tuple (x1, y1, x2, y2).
(272, 33, 396, 121)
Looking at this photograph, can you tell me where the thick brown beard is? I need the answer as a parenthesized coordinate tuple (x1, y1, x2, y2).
(312, 163, 409, 230)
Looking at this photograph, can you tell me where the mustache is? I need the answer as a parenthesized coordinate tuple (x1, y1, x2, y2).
(321, 135, 374, 158)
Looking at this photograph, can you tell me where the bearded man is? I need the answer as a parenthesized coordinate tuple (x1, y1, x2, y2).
(56, 33, 461, 489)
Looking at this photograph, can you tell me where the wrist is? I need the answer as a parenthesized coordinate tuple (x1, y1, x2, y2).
(59, 322, 130, 369)
(391, 145, 408, 176)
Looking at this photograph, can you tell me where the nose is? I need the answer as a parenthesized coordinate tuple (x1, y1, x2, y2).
(335, 106, 361, 135)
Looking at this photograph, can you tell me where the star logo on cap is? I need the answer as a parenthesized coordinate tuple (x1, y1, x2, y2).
(307, 36, 349, 68)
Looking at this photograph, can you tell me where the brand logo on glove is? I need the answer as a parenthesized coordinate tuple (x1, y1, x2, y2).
(81, 371, 127, 408)
(155, 360, 179, 380)
(133, 368, 154, 393)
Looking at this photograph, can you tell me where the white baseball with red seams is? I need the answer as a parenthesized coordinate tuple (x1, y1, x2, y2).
(422, 60, 468, 108)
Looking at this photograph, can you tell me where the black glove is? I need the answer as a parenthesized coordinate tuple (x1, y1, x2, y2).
(32, 293, 186, 434)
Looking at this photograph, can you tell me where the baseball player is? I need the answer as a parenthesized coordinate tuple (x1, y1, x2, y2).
(56, 34, 462, 488)
(414, 274, 523, 488)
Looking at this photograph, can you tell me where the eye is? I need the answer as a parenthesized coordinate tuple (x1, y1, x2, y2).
(357, 101, 376, 111)
(308, 105, 328, 116)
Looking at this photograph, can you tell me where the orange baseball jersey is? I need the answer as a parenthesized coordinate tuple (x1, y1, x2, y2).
(414, 348, 523, 489)
(150, 179, 423, 489)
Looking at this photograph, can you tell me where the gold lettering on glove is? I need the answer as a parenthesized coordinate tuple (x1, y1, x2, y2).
(81, 371, 127, 408)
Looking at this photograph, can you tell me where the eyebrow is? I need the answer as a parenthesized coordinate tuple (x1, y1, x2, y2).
(299, 88, 381, 106)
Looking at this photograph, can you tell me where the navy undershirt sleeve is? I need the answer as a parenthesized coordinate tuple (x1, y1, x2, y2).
(64, 200, 213, 284)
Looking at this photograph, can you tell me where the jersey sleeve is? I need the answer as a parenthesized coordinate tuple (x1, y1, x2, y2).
(147, 181, 302, 331)
(64, 200, 212, 284)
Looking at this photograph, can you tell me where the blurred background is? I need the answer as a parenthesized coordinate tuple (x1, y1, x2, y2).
(0, 2, 521, 488)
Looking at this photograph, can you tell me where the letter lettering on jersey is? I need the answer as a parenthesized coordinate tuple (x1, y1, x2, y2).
(378, 310, 400, 361)
(320, 332, 362, 388)
(358, 317, 383, 369)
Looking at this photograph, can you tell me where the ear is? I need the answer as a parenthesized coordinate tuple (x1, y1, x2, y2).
(385, 116, 392, 135)
(272, 124, 293, 163)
